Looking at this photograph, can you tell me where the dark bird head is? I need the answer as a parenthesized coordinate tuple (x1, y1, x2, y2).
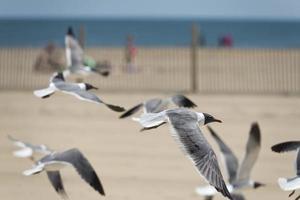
(52, 72, 65, 81)
(67, 27, 75, 38)
(203, 113, 222, 125)
(254, 181, 266, 189)
(84, 83, 98, 90)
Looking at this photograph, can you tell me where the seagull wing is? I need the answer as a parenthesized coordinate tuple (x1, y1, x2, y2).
(235, 122, 261, 183)
(119, 103, 143, 118)
(65, 35, 83, 68)
(271, 141, 300, 176)
(52, 148, 105, 195)
(231, 193, 245, 200)
(33, 87, 55, 98)
(297, 150, 300, 176)
(207, 126, 239, 184)
(46, 171, 68, 199)
(166, 110, 232, 200)
(171, 94, 197, 108)
(144, 98, 164, 113)
(70, 90, 125, 112)
(271, 141, 300, 153)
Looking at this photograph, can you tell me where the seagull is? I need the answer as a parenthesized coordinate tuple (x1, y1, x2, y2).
(137, 108, 232, 200)
(33, 72, 125, 112)
(7, 135, 67, 198)
(119, 94, 197, 119)
(64, 27, 110, 77)
(271, 141, 300, 199)
(23, 148, 105, 196)
(195, 123, 265, 200)
(8, 135, 52, 160)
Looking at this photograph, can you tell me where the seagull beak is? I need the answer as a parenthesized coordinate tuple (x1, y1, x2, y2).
(93, 86, 98, 90)
(213, 118, 222, 123)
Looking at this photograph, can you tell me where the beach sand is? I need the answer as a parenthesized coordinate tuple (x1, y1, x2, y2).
(0, 92, 299, 200)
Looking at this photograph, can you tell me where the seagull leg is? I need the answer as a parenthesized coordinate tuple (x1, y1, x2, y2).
(295, 194, 300, 200)
(289, 190, 295, 197)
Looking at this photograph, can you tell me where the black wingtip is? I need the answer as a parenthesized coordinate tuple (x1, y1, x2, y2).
(105, 104, 126, 112)
(250, 121, 261, 143)
(119, 103, 143, 119)
(271, 141, 300, 153)
(172, 94, 197, 108)
(67, 27, 75, 37)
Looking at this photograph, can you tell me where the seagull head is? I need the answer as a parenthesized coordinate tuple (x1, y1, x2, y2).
(84, 83, 98, 90)
(203, 113, 222, 125)
(52, 72, 65, 82)
(253, 181, 266, 189)
(67, 27, 75, 38)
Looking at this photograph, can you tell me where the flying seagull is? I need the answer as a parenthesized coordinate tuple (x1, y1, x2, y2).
(137, 108, 232, 200)
(33, 72, 125, 112)
(64, 27, 110, 77)
(7, 135, 67, 198)
(23, 148, 105, 196)
(119, 94, 197, 119)
(271, 141, 300, 200)
(196, 123, 264, 199)
(8, 135, 52, 160)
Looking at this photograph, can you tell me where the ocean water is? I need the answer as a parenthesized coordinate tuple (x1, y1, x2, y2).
(0, 18, 300, 48)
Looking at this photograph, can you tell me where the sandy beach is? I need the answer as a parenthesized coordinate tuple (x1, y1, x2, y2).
(0, 92, 299, 200)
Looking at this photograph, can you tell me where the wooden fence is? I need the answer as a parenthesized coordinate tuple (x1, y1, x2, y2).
(0, 47, 299, 94)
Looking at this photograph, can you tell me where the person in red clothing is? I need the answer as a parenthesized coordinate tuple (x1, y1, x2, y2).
(125, 35, 137, 73)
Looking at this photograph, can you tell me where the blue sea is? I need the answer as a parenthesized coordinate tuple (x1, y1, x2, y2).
(0, 18, 300, 48)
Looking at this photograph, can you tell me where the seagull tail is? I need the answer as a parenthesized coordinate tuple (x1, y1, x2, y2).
(23, 164, 44, 176)
(138, 111, 167, 128)
(13, 147, 33, 158)
(33, 88, 55, 99)
(195, 185, 218, 196)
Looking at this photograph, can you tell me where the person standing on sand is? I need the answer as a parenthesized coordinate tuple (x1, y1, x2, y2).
(125, 35, 137, 73)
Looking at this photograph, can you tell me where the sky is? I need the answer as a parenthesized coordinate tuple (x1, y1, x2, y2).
(1, 0, 300, 20)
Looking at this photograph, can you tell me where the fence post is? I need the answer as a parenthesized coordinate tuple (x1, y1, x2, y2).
(190, 23, 199, 93)
(79, 25, 85, 49)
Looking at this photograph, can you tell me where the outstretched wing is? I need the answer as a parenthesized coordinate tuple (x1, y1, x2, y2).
(33, 87, 55, 98)
(65, 31, 83, 68)
(46, 171, 68, 199)
(235, 122, 261, 183)
(119, 103, 143, 118)
(271, 141, 300, 153)
(53, 148, 105, 196)
(171, 94, 197, 108)
(207, 126, 239, 184)
(166, 110, 232, 200)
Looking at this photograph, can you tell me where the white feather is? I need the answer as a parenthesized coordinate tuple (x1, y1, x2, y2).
(23, 164, 44, 176)
(278, 177, 300, 191)
(13, 147, 33, 158)
(33, 87, 55, 98)
(138, 111, 167, 128)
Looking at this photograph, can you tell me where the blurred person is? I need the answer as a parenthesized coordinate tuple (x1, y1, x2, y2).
(124, 35, 137, 73)
(33, 42, 64, 72)
(218, 34, 233, 47)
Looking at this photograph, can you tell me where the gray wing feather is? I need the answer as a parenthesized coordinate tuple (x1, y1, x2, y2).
(207, 126, 239, 184)
(144, 98, 164, 113)
(67, 36, 83, 68)
(51, 148, 105, 196)
(55, 82, 81, 92)
(46, 171, 68, 199)
(231, 193, 246, 200)
(236, 122, 261, 183)
(166, 110, 232, 200)
(171, 94, 197, 108)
